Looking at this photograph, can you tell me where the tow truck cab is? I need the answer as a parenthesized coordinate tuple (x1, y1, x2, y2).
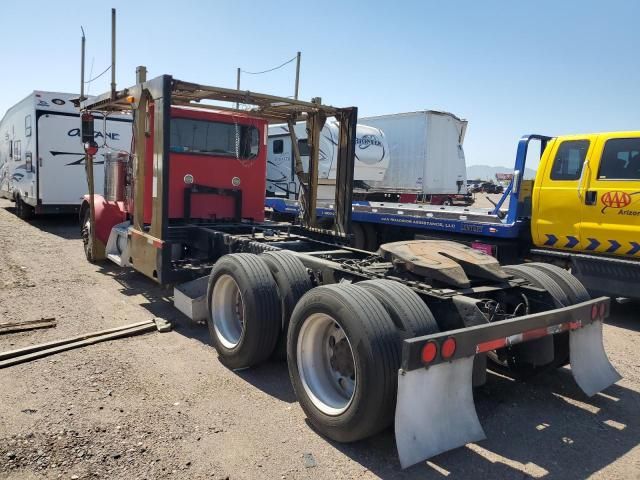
(530, 131, 640, 298)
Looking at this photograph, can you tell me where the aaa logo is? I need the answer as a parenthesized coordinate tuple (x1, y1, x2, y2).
(601, 191, 631, 208)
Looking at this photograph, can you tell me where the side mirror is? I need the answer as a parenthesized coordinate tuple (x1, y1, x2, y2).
(81, 112, 95, 144)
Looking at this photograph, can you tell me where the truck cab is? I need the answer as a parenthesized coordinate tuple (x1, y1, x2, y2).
(529, 131, 640, 299)
(532, 131, 640, 258)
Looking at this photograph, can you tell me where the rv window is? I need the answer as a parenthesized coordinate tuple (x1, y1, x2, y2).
(170, 118, 259, 159)
(297, 139, 310, 156)
(13, 140, 21, 162)
(25, 115, 32, 137)
(273, 139, 284, 154)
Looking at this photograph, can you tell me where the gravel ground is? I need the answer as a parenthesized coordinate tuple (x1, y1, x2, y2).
(0, 197, 638, 480)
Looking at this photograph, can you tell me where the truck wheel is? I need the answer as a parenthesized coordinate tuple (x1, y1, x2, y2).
(503, 264, 572, 370)
(357, 279, 439, 338)
(350, 223, 366, 250)
(525, 263, 590, 303)
(207, 254, 281, 370)
(16, 196, 33, 220)
(361, 223, 378, 252)
(503, 265, 570, 307)
(260, 251, 313, 360)
(287, 284, 400, 442)
(81, 208, 97, 263)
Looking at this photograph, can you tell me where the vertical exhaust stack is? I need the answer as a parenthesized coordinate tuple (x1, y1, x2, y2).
(80, 28, 86, 103)
(111, 8, 116, 99)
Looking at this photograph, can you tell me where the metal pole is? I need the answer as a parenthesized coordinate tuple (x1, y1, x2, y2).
(236, 67, 241, 109)
(111, 8, 116, 98)
(80, 28, 86, 102)
(294, 51, 301, 99)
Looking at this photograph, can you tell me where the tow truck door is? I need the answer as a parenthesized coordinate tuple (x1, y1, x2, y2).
(579, 133, 640, 258)
(532, 136, 595, 251)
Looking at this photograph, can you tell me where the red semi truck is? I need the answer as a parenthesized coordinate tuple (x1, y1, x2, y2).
(78, 72, 620, 469)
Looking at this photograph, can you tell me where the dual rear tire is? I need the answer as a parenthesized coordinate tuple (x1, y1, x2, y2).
(500, 263, 591, 372)
(206, 253, 438, 443)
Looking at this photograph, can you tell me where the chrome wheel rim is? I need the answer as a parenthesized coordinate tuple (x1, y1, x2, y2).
(212, 274, 244, 349)
(297, 313, 356, 416)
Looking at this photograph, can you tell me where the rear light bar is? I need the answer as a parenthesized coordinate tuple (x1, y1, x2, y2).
(405, 297, 610, 371)
(475, 320, 582, 354)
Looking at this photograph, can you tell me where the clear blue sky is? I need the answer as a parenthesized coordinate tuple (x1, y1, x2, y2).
(1, 0, 638, 167)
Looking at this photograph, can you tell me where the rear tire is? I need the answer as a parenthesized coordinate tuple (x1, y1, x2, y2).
(525, 263, 590, 303)
(504, 264, 570, 307)
(350, 223, 367, 250)
(360, 223, 378, 252)
(287, 284, 400, 442)
(207, 254, 281, 370)
(16, 196, 33, 220)
(501, 264, 573, 372)
(357, 279, 439, 338)
(260, 251, 313, 360)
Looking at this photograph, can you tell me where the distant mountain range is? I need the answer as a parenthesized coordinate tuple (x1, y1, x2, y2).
(467, 164, 537, 181)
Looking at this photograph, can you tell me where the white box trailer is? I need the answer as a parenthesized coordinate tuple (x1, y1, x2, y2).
(359, 110, 468, 196)
(0, 91, 131, 218)
(267, 119, 389, 200)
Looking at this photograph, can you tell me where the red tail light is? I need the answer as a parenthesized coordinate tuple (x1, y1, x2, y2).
(421, 342, 438, 364)
(591, 304, 598, 320)
(441, 338, 456, 359)
(599, 302, 605, 318)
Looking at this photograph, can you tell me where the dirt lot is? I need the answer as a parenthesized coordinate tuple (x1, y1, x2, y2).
(0, 197, 638, 480)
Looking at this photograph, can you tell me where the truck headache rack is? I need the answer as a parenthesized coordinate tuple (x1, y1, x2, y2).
(81, 75, 357, 234)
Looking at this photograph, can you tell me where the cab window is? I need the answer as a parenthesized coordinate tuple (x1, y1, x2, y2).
(550, 140, 589, 181)
(272, 139, 284, 154)
(597, 138, 640, 180)
(170, 118, 259, 159)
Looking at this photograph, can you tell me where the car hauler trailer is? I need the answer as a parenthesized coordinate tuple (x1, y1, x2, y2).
(266, 133, 640, 301)
(0, 91, 131, 219)
(78, 72, 620, 468)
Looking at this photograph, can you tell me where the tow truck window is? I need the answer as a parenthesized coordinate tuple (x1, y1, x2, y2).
(170, 118, 259, 159)
(550, 140, 589, 181)
(598, 138, 640, 180)
(273, 139, 283, 154)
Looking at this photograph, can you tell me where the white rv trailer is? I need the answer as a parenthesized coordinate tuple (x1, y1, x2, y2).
(266, 120, 389, 200)
(359, 110, 468, 199)
(0, 91, 132, 218)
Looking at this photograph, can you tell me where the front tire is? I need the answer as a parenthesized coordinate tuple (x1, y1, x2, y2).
(81, 208, 96, 263)
(287, 284, 400, 442)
